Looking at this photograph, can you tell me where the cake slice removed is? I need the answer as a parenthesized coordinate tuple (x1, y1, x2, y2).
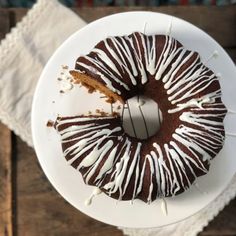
(70, 71, 125, 104)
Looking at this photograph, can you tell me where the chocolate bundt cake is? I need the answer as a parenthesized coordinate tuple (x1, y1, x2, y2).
(55, 32, 227, 203)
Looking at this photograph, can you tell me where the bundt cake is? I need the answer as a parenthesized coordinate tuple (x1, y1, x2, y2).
(54, 32, 227, 203)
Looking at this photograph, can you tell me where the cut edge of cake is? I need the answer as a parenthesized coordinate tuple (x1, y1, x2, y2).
(70, 70, 124, 104)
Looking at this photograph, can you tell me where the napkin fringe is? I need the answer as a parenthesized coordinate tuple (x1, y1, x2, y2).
(0, 0, 56, 71)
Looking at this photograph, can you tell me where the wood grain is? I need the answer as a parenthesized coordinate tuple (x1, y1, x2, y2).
(0, 9, 13, 236)
(15, 137, 123, 236)
(0, 124, 13, 236)
(0, 6, 235, 236)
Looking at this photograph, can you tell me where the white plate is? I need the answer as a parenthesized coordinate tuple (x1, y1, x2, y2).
(32, 12, 236, 228)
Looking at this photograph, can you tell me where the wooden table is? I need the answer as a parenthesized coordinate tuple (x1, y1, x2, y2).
(0, 6, 236, 236)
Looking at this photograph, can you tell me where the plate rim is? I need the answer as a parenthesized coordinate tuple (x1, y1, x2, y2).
(31, 11, 236, 228)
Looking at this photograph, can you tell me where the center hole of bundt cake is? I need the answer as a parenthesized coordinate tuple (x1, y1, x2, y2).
(122, 95, 163, 140)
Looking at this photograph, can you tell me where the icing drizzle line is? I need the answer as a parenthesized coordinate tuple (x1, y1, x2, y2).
(55, 102, 226, 203)
(57, 32, 226, 203)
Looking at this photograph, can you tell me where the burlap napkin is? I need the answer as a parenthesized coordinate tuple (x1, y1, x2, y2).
(0, 0, 235, 235)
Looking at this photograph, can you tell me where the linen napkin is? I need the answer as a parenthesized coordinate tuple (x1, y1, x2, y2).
(0, 0, 86, 146)
(0, 0, 235, 235)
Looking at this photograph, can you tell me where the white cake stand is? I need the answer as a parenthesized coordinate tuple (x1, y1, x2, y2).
(32, 12, 236, 228)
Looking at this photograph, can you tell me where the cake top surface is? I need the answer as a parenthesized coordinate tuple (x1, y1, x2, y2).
(31, 12, 236, 228)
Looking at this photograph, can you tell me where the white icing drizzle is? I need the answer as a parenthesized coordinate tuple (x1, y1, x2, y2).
(216, 73, 222, 79)
(76, 34, 222, 118)
(166, 17, 173, 36)
(58, 33, 226, 203)
(137, 99, 145, 107)
(84, 187, 102, 206)
(194, 182, 208, 195)
(161, 198, 168, 216)
(228, 109, 236, 114)
(55, 108, 225, 202)
(56, 116, 143, 202)
(76, 34, 222, 115)
(204, 50, 219, 64)
(143, 22, 147, 34)
(226, 132, 236, 137)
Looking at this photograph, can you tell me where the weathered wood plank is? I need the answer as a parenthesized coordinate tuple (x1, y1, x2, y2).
(8, 8, 27, 22)
(0, 9, 13, 236)
(0, 10, 9, 39)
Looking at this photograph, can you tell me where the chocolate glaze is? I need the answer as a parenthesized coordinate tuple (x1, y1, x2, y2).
(55, 32, 227, 203)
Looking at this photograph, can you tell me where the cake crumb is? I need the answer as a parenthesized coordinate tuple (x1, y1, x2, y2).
(46, 120, 54, 127)
(81, 82, 95, 93)
(95, 109, 110, 116)
(88, 87, 95, 93)
(105, 97, 115, 104)
(57, 65, 74, 93)
(117, 105, 121, 110)
(100, 111, 108, 116)
(112, 112, 119, 117)
(62, 65, 69, 69)
(72, 78, 82, 84)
